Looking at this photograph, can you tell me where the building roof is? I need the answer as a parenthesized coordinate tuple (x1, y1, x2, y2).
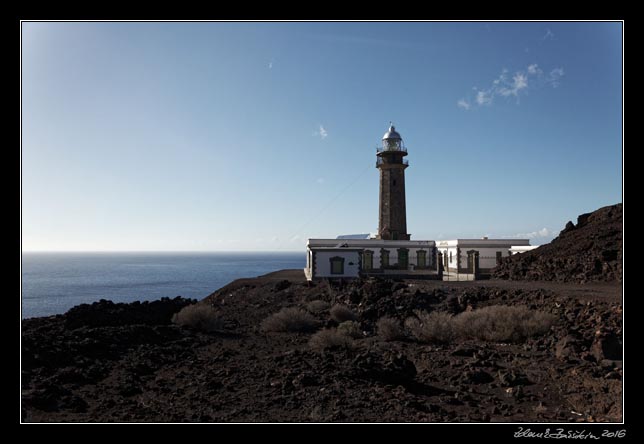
(336, 234, 372, 240)
(309, 246, 363, 252)
(308, 238, 435, 248)
(436, 239, 530, 247)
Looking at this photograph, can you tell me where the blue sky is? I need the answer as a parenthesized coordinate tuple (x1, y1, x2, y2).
(21, 21, 622, 251)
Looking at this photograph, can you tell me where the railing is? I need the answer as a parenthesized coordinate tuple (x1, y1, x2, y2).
(376, 147, 408, 155)
(376, 158, 409, 167)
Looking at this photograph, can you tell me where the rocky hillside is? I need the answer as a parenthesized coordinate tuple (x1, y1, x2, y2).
(493, 203, 622, 283)
(22, 273, 622, 422)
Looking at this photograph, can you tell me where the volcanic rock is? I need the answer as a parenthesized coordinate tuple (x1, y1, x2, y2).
(493, 203, 622, 283)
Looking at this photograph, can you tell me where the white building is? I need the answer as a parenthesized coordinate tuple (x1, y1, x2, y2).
(305, 238, 436, 281)
(302, 124, 531, 281)
(509, 245, 539, 255)
(435, 239, 530, 281)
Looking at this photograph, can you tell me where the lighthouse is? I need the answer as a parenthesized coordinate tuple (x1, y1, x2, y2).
(303, 123, 530, 281)
(376, 124, 410, 240)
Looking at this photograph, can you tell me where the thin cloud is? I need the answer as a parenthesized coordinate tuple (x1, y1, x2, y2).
(547, 67, 565, 88)
(268, 60, 273, 69)
(498, 72, 528, 98)
(457, 99, 471, 110)
(527, 63, 540, 75)
(316, 177, 325, 184)
(476, 90, 492, 106)
(542, 28, 555, 41)
(313, 125, 328, 139)
(457, 63, 564, 110)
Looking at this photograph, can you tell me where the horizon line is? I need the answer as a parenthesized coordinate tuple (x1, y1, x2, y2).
(21, 249, 306, 254)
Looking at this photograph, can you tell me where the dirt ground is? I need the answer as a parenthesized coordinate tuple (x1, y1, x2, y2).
(21, 270, 622, 423)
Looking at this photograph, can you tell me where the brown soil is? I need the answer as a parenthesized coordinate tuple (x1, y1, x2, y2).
(22, 272, 622, 423)
(493, 203, 622, 283)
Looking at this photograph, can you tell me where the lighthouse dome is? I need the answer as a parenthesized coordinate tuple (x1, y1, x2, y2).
(382, 125, 402, 140)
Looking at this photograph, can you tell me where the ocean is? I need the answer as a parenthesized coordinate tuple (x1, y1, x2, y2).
(21, 252, 305, 319)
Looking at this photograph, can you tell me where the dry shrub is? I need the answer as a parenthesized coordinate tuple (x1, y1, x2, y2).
(405, 311, 455, 344)
(172, 303, 223, 332)
(330, 304, 357, 323)
(309, 328, 354, 352)
(337, 321, 363, 339)
(261, 307, 319, 333)
(406, 305, 555, 344)
(306, 300, 330, 314)
(454, 305, 556, 342)
(376, 316, 404, 342)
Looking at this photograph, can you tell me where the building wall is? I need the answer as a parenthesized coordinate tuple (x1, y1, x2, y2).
(458, 247, 507, 271)
(436, 239, 530, 273)
(437, 246, 460, 272)
(509, 245, 539, 255)
(364, 247, 434, 269)
(306, 240, 437, 278)
(313, 251, 361, 278)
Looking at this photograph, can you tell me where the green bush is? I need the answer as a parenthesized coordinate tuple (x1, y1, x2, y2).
(172, 303, 223, 332)
(261, 307, 319, 333)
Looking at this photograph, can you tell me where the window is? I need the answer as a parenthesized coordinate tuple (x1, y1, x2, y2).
(363, 250, 373, 270)
(381, 249, 390, 268)
(330, 256, 344, 275)
(393, 179, 397, 186)
(386, 139, 401, 150)
(467, 250, 479, 273)
(496, 251, 503, 265)
(417, 250, 427, 268)
(398, 248, 409, 269)
(449, 251, 453, 263)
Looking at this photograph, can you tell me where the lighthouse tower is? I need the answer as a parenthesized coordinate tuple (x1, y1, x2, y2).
(376, 124, 410, 240)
